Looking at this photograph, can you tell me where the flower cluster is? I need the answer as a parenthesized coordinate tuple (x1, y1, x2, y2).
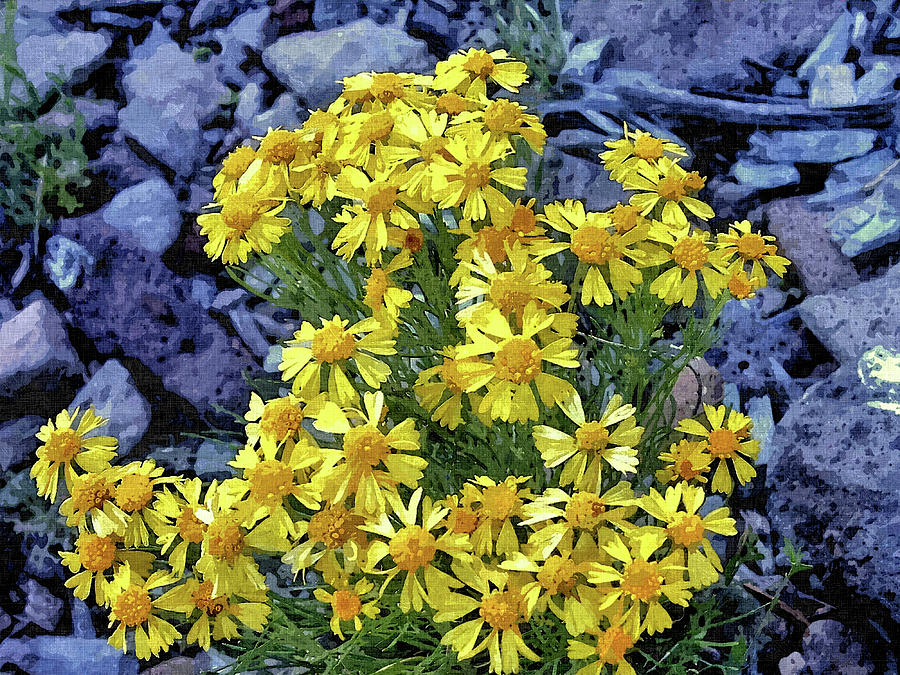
(34, 48, 790, 673)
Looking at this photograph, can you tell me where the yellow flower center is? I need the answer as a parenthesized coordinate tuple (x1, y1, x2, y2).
(484, 99, 522, 133)
(677, 457, 705, 481)
(459, 161, 492, 193)
(248, 459, 294, 507)
(736, 232, 768, 260)
(448, 505, 480, 534)
(464, 50, 496, 78)
(490, 273, 536, 317)
(43, 428, 82, 463)
(621, 559, 663, 602)
(260, 398, 305, 441)
(707, 428, 738, 458)
(360, 112, 394, 144)
(79, 533, 116, 572)
(570, 225, 621, 265)
(221, 195, 260, 237)
(666, 512, 706, 547)
(671, 236, 709, 272)
(315, 155, 343, 177)
(611, 203, 640, 233)
(435, 92, 468, 116)
(510, 203, 537, 234)
(222, 146, 256, 178)
(71, 474, 115, 514)
(657, 176, 686, 201)
(177, 507, 207, 544)
(682, 171, 705, 191)
(728, 271, 755, 299)
(633, 136, 664, 161)
(114, 585, 152, 627)
(311, 322, 356, 363)
(474, 225, 515, 264)
(343, 426, 391, 468)
(404, 227, 424, 252)
(259, 130, 301, 164)
(537, 556, 578, 596)
(192, 581, 228, 617)
(207, 519, 245, 564)
(565, 491, 607, 530)
(479, 589, 523, 631)
(115, 473, 153, 513)
(308, 505, 362, 549)
(365, 269, 390, 308)
(370, 73, 404, 103)
(333, 589, 363, 621)
(479, 483, 521, 521)
(595, 626, 634, 665)
(438, 357, 473, 395)
(366, 182, 399, 217)
(389, 525, 436, 571)
(575, 421, 611, 452)
(494, 336, 542, 384)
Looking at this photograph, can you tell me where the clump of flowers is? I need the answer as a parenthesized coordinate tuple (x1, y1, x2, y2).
(33, 50, 791, 673)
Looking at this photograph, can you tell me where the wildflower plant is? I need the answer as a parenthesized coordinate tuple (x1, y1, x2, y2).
(32, 49, 798, 673)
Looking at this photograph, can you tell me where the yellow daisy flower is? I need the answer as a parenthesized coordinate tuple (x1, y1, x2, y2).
(433, 48, 529, 97)
(278, 315, 396, 405)
(716, 219, 790, 285)
(568, 621, 638, 675)
(106, 564, 181, 660)
(639, 483, 737, 589)
(461, 475, 532, 557)
(255, 127, 309, 186)
(625, 156, 714, 227)
(155, 575, 270, 651)
(587, 531, 692, 637)
(654, 439, 713, 486)
(457, 303, 580, 424)
(212, 145, 258, 200)
(725, 265, 762, 300)
(384, 108, 453, 200)
(414, 345, 492, 430)
(60, 532, 154, 606)
(152, 478, 211, 577)
(649, 228, 730, 306)
(337, 71, 434, 112)
(289, 106, 347, 208)
(363, 250, 414, 326)
(600, 123, 687, 184)
(431, 130, 527, 222)
(282, 502, 368, 575)
(533, 393, 643, 492)
(244, 391, 326, 447)
(112, 460, 170, 548)
(58, 466, 128, 535)
(197, 188, 291, 266)
(31, 407, 117, 502)
(335, 105, 418, 170)
(448, 96, 546, 154)
(314, 577, 380, 640)
(675, 404, 760, 495)
(362, 487, 470, 613)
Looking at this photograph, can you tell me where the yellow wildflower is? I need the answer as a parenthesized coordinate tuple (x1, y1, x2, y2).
(649, 228, 730, 306)
(106, 564, 180, 660)
(433, 48, 529, 97)
(60, 532, 154, 606)
(625, 156, 714, 227)
(600, 123, 687, 184)
(717, 219, 790, 285)
(198, 188, 291, 265)
(655, 439, 713, 486)
(314, 577, 380, 639)
(212, 145, 258, 200)
(413, 345, 492, 430)
(362, 250, 414, 326)
(449, 96, 546, 153)
(58, 466, 128, 535)
(152, 478, 212, 576)
(113, 460, 169, 548)
(462, 475, 532, 557)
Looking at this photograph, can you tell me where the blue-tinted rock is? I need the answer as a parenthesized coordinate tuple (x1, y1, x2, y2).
(409, 0, 454, 48)
(194, 439, 236, 479)
(796, 10, 853, 80)
(119, 27, 229, 176)
(262, 19, 432, 108)
(70, 359, 150, 455)
(89, 10, 146, 28)
(799, 262, 900, 366)
(824, 176, 900, 257)
(731, 159, 800, 190)
(561, 37, 611, 83)
(211, 5, 272, 85)
(0, 636, 138, 675)
(190, 276, 218, 310)
(809, 63, 858, 107)
(190, 0, 255, 29)
(0, 415, 43, 471)
(234, 81, 263, 130)
(747, 129, 877, 164)
(250, 93, 302, 135)
(44, 235, 95, 292)
(313, 0, 407, 29)
(19, 579, 62, 632)
(855, 61, 900, 103)
(0, 296, 83, 399)
(800, 620, 875, 675)
(70, 598, 95, 639)
(101, 178, 181, 254)
(773, 75, 803, 96)
(767, 365, 900, 623)
(16, 30, 110, 96)
(808, 149, 898, 206)
(89, 142, 161, 192)
(858, 345, 900, 415)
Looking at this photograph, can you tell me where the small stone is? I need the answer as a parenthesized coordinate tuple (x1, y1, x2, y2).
(69, 359, 151, 455)
(808, 149, 899, 207)
(44, 235, 95, 292)
(16, 31, 110, 96)
(211, 5, 272, 86)
(797, 10, 853, 81)
(0, 416, 43, 471)
(21, 579, 63, 632)
(773, 74, 803, 96)
(809, 63, 858, 107)
(250, 93, 302, 136)
(190, 276, 218, 310)
(824, 176, 900, 257)
(731, 159, 801, 190)
(70, 597, 95, 639)
(802, 620, 874, 674)
(748, 130, 877, 164)
(855, 60, 900, 103)
(101, 178, 181, 254)
(857, 345, 900, 414)
(779, 652, 807, 675)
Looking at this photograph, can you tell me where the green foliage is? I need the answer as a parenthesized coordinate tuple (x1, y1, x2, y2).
(0, 0, 89, 248)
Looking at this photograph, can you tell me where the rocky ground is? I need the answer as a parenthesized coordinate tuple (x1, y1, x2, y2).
(1, 1, 899, 673)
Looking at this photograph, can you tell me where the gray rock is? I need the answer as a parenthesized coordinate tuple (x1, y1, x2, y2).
(234, 81, 264, 129)
(855, 60, 900, 103)
(262, 18, 432, 108)
(69, 359, 150, 455)
(773, 75, 803, 97)
(746, 395, 776, 466)
(89, 10, 146, 28)
(409, 0, 454, 48)
(20, 579, 63, 632)
(824, 175, 900, 257)
(767, 366, 900, 624)
(89, 142, 161, 191)
(796, 10, 853, 81)
(779, 652, 807, 675)
(250, 93, 302, 135)
(857, 345, 900, 414)
(313, 0, 408, 29)
(809, 63, 858, 107)
(16, 30, 110, 96)
(0, 415, 44, 471)
(731, 159, 801, 190)
(194, 439, 235, 479)
(798, 262, 900, 365)
(44, 235, 95, 292)
(747, 129, 877, 164)
(101, 178, 181, 254)
(38, 98, 119, 131)
(561, 37, 612, 83)
(0, 296, 83, 399)
(535, 143, 625, 212)
(0, 636, 138, 675)
(190, 276, 218, 310)
(765, 197, 860, 294)
(211, 5, 272, 85)
(190, 0, 254, 29)
(801, 620, 875, 674)
(807, 149, 898, 206)
(70, 598, 95, 639)
(119, 26, 229, 176)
